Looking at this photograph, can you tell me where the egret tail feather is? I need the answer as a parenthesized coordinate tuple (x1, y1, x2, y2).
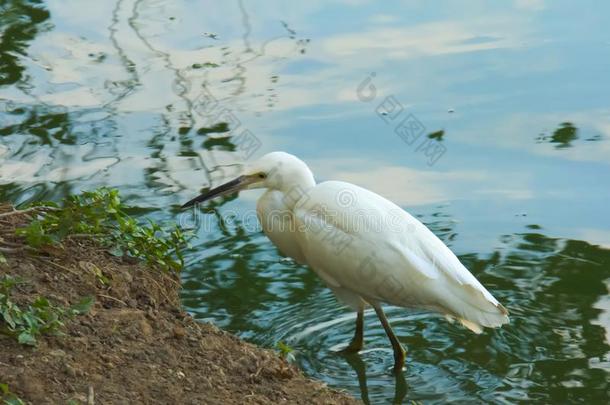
(459, 318, 483, 334)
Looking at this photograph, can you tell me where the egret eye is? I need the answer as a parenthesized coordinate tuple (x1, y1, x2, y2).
(258, 173, 267, 179)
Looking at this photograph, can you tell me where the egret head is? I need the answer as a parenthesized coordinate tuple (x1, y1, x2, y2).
(181, 151, 315, 208)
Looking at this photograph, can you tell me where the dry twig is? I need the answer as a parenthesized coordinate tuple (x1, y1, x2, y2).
(0, 205, 59, 219)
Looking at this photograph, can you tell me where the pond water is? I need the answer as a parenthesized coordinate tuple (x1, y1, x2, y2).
(1, 1, 609, 403)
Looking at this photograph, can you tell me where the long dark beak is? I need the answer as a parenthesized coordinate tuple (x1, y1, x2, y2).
(181, 176, 248, 208)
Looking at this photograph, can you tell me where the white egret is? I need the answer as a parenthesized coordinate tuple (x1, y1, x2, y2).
(182, 151, 509, 372)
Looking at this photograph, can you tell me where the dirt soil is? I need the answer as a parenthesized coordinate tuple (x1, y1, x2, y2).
(0, 206, 357, 404)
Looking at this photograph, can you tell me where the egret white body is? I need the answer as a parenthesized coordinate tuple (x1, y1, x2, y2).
(182, 151, 509, 372)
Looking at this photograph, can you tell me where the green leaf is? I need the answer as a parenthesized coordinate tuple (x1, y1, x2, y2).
(17, 331, 36, 346)
(20, 312, 38, 329)
(0, 383, 8, 394)
(108, 245, 123, 257)
(6, 399, 26, 405)
(276, 341, 296, 363)
(32, 296, 50, 309)
(2, 310, 16, 329)
(0, 253, 6, 265)
(277, 340, 293, 354)
(70, 296, 94, 315)
(5, 396, 26, 405)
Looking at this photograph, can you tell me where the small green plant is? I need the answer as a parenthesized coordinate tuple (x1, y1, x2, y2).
(276, 340, 296, 363)
(14, 188, 188, 272)
(109, 216, 187, 272)
(0, 275, 93, 346)
(0, 383, 25, 405)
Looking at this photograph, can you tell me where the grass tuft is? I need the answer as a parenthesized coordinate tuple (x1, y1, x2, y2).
(0, 275, 93, 346)
(10, 187, 188, 272)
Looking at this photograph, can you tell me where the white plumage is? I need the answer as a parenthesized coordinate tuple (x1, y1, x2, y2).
(183, 151, 509, 372)
(292, 181, 508, 332)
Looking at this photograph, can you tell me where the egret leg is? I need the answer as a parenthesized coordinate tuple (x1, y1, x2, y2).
(373, 305, 406, 373)
(341, 308, 364, 353)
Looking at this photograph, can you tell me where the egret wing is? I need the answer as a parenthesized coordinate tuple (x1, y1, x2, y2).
(293, 181, 508, 330)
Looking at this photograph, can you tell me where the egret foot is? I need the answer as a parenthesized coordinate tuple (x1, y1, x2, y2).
(373, 304, 406, 374)
(340, 308, 364, 354)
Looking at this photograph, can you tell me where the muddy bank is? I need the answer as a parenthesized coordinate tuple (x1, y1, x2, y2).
(0, 207, 357, 404)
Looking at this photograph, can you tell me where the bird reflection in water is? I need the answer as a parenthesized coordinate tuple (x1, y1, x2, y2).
(341, 351, 408, 405)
